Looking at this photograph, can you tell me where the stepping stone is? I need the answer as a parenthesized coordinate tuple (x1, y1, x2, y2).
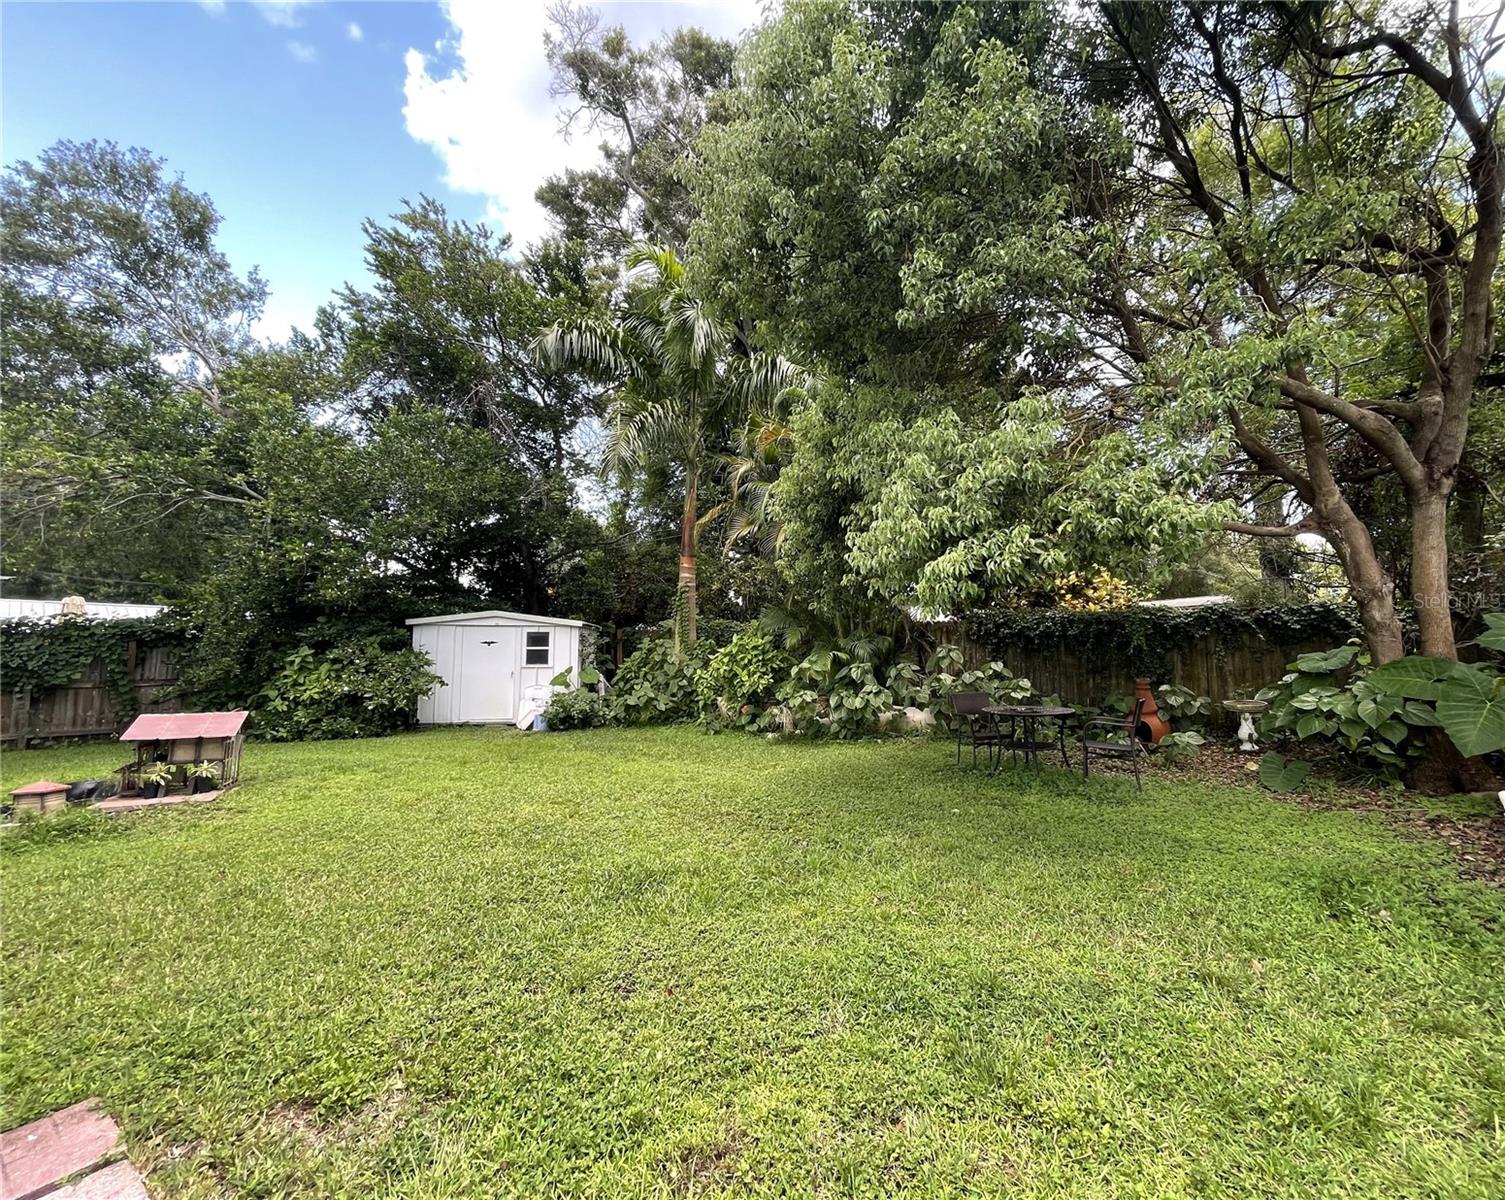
(95, 790, 222, 816)
(0, 1101, 138, 1200)
(43, 1163, 146, 1200)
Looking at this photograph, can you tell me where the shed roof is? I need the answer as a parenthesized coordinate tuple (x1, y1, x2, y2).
(11, 780, 68, 795)
(1136, 595, 1234, 609)
(120, 711, 249, 741)
(405, 610, 591, 628)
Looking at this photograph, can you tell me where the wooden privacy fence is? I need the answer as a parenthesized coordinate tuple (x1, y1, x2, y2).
(2, 643, 180, 746)
(931, 604, 1357, 711)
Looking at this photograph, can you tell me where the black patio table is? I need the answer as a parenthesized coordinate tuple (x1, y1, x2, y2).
(983, 704, 1076, 771)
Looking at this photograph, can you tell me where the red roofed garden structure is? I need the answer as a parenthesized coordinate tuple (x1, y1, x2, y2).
(117, 710, 248, 798)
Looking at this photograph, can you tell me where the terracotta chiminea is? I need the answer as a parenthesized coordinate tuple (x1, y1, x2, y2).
(1133, 678, 1170, 745)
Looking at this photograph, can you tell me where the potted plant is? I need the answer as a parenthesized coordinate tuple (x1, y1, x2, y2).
(187, 760, 221, 794)
(139, 761, 174, 799)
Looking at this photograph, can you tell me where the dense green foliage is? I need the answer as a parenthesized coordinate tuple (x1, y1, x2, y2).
(541, 688, 608, 732)
(1258, 644, 1436, 779)
(0, 143, 696, 717)
(688, 2, 1220, 612)
(252, 643, 441, 742)
(0, 615, 184, 713)
(689, 0, 1502, 679)
(696, 625, 792, 729)
(964, 603, 1360, 685)
(1257, 620, 1505, 777)
(606, 636, 714, 724)
(535, 245, 807, 648)
(3, 730, 1501, 1196)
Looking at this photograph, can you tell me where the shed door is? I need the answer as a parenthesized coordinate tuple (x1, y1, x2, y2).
(456, 625, 519, 722)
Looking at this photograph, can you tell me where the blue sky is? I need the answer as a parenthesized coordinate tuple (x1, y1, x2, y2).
(3, 1, 763, 340)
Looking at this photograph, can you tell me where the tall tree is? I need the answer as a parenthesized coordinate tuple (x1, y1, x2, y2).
(1078, 0, 1504, 664)
(690, 0, 1505, 667)
(534, 245, 806, 647)
(321, 197, 599, 474)
(538, 5, 735, 259)
(314, 199, 611, 612)
(1, 140, 269, 595)
(688, 1, 1212, 614)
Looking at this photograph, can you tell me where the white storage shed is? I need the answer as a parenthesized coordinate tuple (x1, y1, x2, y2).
(407, 610, 590, 726)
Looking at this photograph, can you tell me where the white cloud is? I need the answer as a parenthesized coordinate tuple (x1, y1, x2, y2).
(403, 0, 766, 252)
(255, 1, 314, 28)
(287, 40, 317, 64)
(346, 21, 364, 42)
(196, 0, 319, 29)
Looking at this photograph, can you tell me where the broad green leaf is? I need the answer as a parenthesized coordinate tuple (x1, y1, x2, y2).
(1435, 670, 1505, 758)
(1281, 760, 1313, 791)
(1464, 612, 1505, 653)
(1291, 645, 1357, 673)
(1401, 703, 1441, 728)
(1366, 656, 1464, 701)
(1259, 753, 1312, 793)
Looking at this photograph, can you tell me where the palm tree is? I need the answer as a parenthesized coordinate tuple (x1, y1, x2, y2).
(699, 407, 794, 557)
(534, 245, 805, 649)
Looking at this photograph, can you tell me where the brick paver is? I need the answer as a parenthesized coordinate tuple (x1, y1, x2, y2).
(0, 1101, 149, 1200)
(45, 1163, 147, 1200)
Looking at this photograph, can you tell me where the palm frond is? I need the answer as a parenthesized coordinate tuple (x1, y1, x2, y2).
(625, 243, 686, 287)
(532, 318, 645, 384)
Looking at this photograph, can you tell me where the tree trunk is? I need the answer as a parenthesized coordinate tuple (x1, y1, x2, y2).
(1324, 509, 1407, 664)
(1405, 486, 1498, 792)
(1409, 490, 1458, 658)
(677, 468, 698, 650)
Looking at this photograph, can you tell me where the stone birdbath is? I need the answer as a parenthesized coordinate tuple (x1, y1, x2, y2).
(1222, 699, 1268, 752)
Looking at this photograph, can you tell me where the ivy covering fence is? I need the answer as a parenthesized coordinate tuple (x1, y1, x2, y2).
(953, 604, 1361, 708)
(1, 616, 186, 744)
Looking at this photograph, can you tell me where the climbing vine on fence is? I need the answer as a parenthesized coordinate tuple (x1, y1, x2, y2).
(1, 615, 188, 718)
(962, 604, 1361, 678)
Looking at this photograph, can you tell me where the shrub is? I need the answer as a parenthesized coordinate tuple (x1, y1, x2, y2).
(1255, 642, 1442, 779)
(783, 657, 897, 739)
(608, 637, 713, 725)
(254, 640, 442, 741)
(698, 627, 793, 729)
(764, 642, 1034, 740)
(1157, 729, 1206, 765)
(1048, 567, 1139, 612)
(920, 645, 1034, 733)
(543, 689, 606, 731)
(1156, 683, 1213, 729)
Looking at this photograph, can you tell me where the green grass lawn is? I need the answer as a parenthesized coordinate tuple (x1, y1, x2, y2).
(3, 728, 1502, 1199)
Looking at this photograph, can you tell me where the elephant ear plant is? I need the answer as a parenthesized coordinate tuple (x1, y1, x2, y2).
(1366, 635, 1505, 761)
(1256, 617, 1505, 782)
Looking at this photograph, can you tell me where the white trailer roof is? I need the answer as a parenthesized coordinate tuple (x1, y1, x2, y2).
(0, 597, 168, 621)
(405, 609, 591, 628)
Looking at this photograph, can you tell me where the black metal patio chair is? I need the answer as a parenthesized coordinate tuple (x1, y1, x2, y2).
(1080, 695, 1149, 793)
(950, 691, 1003, 768)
